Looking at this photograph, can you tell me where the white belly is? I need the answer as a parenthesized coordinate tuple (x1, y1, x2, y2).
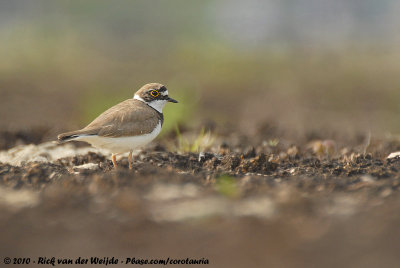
(74, 123, 162, 154)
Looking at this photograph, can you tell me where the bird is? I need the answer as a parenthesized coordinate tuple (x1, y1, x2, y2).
(58, 83, 178, 169)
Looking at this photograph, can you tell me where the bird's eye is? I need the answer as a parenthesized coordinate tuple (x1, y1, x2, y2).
(150, 90, 159, 97)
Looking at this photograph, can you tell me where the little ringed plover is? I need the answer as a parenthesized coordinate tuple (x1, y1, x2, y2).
(58, 83, 178, 169)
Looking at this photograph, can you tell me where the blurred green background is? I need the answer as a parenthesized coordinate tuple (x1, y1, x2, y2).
(1, 0, 400, 138)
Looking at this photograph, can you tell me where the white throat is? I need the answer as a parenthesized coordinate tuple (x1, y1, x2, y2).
(134, 95, 167, 113)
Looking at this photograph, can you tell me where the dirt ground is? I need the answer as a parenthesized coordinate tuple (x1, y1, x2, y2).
(1, 125, 400, 268)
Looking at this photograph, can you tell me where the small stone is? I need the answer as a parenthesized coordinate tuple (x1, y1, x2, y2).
(73, 163, 99, 171)
(287, 146, 299, 157)
(198, 152, 205, 162)
(380, 188, 392, 198)
(360, 175, 376, 183)
(387, 152, 400, 159)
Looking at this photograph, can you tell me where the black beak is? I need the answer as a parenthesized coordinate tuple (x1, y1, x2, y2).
(167, 97, 178, 103)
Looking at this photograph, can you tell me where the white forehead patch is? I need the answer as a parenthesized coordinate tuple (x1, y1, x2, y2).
(134, 94, 145, 102)
(161, 90, 168, 96)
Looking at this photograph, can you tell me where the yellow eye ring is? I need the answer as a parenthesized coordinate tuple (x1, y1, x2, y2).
(150, 90, 159, 97)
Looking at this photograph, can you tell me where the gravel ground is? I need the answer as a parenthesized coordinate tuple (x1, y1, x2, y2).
(1, 130, 400, 268)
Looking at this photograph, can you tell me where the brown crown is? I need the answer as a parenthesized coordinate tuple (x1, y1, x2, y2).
(135, 83, 168, 102)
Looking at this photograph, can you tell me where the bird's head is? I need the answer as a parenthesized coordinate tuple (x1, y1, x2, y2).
(134, 83, 178, 112)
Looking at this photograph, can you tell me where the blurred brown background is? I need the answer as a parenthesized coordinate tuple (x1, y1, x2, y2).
(1, 0, 400, 140)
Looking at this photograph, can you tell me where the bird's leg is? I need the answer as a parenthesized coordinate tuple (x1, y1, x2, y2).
(112, 154, 118, 169)
(128, 151, 133, 170)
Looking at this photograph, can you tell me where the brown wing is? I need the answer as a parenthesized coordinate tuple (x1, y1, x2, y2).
(58, 99, 161, 140)
(85, 99, 161, 137)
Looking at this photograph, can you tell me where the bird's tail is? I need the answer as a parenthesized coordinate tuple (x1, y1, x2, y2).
(57, 131, 82, 143)
(57, 128, 98, 143)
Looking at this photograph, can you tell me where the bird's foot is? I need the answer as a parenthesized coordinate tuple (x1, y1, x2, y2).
(112, 154, 118, 169)
(128, 151, 133, 170)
